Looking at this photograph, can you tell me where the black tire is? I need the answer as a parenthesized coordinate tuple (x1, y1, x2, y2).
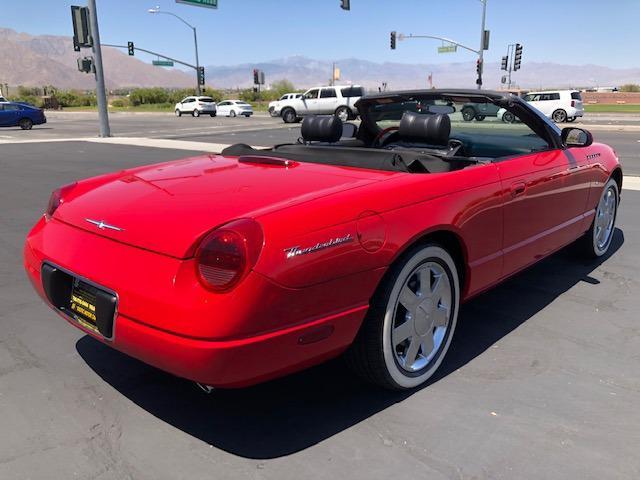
(282, 108, 297, 124)
(192, 109, 200, 117)
(566, 117, 576, 123)
(502, 111, 516, 123)
(579, 178, 619, 258)
(552, 109, 567, 123)
(210, 113, 216, 117)
(346, 243, 460, 390)
(335, 106, 351, 122)
(230, 110, 237, 118)
(19, 118, 33, 130)
(268, 107, 278, 117)
(175, 109, 182, 117)
(475, 115, 486, 121)
(461, 107, 476, 122)
(294, 117, 302, 123)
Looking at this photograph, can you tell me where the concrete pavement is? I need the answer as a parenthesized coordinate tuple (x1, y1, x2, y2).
(0, 141, 639, 479)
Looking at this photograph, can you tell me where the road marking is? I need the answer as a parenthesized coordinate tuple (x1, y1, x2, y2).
(1, 135, 639, 191)
(623, 176, 640, 191)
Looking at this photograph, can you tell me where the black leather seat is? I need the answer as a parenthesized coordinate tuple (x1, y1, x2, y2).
(301, 115, 343, 143)
(398, 111, 451, 146)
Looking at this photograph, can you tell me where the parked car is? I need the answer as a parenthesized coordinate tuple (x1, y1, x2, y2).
(268, 93, 302, 117)
(278, 85, 364, 123)
(496, 107, 520, 123)
(216, 100, 253, 117)
(174, 96, 217, 117)
(522, 90, 584, 123)
(25, 89, 621, 391)
(0, 101, 46, 129)
(460, 101, 500, 121)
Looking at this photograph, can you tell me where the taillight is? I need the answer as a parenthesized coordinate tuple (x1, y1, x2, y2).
(195, 219, 263, 292)
(571, 100, 575, 107)
(45, 182, 77, 219)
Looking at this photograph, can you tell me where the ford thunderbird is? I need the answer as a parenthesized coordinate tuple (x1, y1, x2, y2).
(24, 89, 622, 390)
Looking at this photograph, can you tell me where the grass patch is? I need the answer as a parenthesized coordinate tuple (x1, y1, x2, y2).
(63, 104, 175, 113)
(584, 104, 640, 113)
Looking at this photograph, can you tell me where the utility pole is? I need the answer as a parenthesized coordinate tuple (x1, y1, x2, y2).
(393, 1, 489, 90)
(88, 0, 110, 137)
(477, 0, 487, 89)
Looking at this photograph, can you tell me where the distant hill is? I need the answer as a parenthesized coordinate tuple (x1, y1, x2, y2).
(0, 28, 193, 89)
(1, 28, 638, 91)
(207, 56, 640, 91)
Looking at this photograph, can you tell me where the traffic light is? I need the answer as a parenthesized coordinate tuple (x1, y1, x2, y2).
(71, 6, 91, 51)
(197, 67, 205, 86)
(253, 68, 259, 84)
(127, 41, 135, 56)
(77, 56, 94, 74)
(390, 31, 396, 50)
(340, 0, 350, 10)
(476, 58, 483, 75)
(501, 55, 508, 71)
(513, 43, 523, 71)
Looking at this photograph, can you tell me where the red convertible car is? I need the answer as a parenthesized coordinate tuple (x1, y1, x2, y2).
(24, 90, 621, 390)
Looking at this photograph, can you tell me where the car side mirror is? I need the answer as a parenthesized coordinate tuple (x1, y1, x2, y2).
(342, 123, 358, 138)
(561, 127, 593, 148)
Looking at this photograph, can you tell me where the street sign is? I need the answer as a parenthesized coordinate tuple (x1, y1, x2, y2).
(71, 6, 91, 51)
(176, 0, 217, 9)
(437, 45, 457, 53)
(153, 60, 174, 67)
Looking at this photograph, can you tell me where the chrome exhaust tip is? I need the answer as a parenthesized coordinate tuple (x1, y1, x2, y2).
(195, 382, 215, 394)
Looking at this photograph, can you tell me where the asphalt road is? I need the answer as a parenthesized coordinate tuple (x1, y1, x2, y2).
(1, 141, 639, 479)
(2, 111, 638, 174)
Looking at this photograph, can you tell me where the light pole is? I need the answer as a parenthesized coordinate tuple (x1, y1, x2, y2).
(477, 0, 487, 89)
(148, 6, 201, 94)
(394, 0, 488, 89)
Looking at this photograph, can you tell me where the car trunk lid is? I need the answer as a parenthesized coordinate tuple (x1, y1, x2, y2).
(55, 154, 393, 258)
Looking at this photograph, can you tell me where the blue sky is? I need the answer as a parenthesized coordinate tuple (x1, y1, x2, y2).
(4, 0, 640, 68)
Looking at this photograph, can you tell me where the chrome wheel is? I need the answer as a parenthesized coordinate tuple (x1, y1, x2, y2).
(335, 107, 350, 122)
(594, 183, 617, 253)
(552, 109, 567, 123)
(392, 262, 452, 372)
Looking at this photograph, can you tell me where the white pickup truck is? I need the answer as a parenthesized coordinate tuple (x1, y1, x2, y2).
(268, 93, 302, 117)
(277, 85, 364, 123)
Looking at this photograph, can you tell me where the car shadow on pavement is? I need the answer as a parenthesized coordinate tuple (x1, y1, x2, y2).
(76, 229, 624, 459)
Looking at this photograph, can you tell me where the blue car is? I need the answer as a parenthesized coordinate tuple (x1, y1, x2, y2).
(0, 102, 47, 130)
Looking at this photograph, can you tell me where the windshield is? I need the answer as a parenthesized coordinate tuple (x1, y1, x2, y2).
(198, 97, 214, 103)
(363, 94, 552, 158)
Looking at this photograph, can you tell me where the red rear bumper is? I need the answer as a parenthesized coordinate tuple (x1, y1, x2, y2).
(24, 217, 374, 387)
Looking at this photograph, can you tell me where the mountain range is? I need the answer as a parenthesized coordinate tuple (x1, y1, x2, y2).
(1, 28, 638, 91)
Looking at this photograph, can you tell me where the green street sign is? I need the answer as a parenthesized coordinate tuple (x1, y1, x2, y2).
(176, 0, 218, 9)
(438, 45, 457, 53)
(153, 60, 174, 67)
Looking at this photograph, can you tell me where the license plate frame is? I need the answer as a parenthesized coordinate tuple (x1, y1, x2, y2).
(41, 263, 118, 340)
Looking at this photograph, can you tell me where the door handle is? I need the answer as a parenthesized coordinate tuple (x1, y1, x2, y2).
(510, 182, 526, 197)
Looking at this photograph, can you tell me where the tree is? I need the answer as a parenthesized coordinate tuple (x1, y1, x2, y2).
(619, 84, 640, 93)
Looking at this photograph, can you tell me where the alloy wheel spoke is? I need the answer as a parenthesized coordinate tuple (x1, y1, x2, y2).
(421, 334, 435, 358)
(433, 305, 449, 327)
(418, 267, 431, 298)
(404, 337, 420, 368)
(399, 286, 419, 310)
(431, 273, 447, 300)
(393, 320, 413, 347)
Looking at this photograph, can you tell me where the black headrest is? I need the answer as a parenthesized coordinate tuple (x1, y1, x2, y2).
(301, 115, 343, 143)
(398, 112, 451, 146)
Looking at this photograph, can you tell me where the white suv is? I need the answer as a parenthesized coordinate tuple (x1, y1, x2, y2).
(522, 90, 584, 123)
(268, 93, 302, 117)
(278, 85, 364, 123)
(175, 96, 217, 117)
